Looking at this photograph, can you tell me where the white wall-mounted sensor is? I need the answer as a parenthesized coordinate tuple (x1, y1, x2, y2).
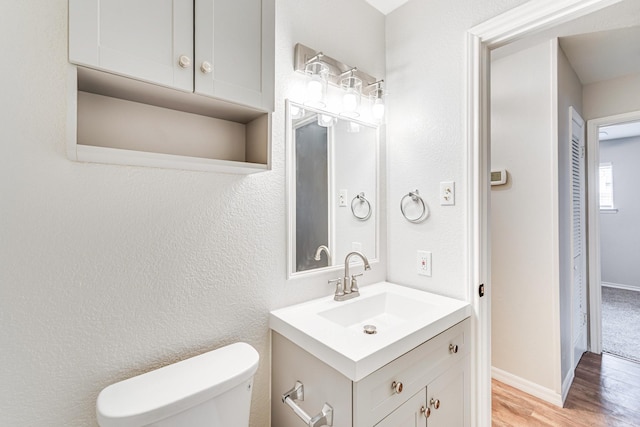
(491, 169, 507, 186)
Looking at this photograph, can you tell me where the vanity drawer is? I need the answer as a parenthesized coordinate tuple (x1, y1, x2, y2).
(353, 318, 470, 427)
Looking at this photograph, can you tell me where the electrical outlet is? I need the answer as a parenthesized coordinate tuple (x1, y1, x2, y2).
(339, 189, 348, 207)
(440, 181, 455, 205)
(417, 250, 432, 276)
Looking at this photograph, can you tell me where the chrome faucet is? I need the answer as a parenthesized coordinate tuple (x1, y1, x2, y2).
(314, 245, 331, 265)
(330, 251, 370, 301)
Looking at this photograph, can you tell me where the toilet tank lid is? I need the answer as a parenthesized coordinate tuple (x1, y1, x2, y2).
(96, 342, 259, 427)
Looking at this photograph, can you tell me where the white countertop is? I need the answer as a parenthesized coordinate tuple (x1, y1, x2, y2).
(269, 282, 471, 381)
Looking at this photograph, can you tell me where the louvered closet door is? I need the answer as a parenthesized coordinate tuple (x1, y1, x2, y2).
(570, 107, 587, 369)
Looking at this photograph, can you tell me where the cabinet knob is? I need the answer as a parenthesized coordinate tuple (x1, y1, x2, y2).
(430, 397, 441, 409)
(449, 343, 459, 354)
(178, 55, 191, 68)
(420, 405, 431, 418)
(391, 381, 403, 394)
(200, 61, 212, 74)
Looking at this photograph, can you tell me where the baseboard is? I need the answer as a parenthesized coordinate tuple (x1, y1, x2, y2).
(561, 369, 575, 404)
(602, 282, 640, 292)
(492, 366, 563, 407)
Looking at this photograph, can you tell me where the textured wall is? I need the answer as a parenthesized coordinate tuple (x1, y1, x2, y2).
(0, 1, 385, 426)
(385, 0, 528, 300)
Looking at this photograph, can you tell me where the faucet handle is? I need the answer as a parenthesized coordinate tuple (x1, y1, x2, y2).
(328, 278, 344, 297)
(350, 273, 364, 293)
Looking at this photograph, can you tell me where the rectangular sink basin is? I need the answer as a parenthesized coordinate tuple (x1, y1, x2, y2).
(318, 292, 431, 334)
(270, 282, 470, 381)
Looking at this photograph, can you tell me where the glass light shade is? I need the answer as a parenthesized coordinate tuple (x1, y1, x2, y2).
(304, 62, 329, 107)
(290, 105, 305, 119)
(340, 76, 362, 117)
(317, 114, 337, 128)
(369, 86, 385, 122)
(372, 97, 385, 120)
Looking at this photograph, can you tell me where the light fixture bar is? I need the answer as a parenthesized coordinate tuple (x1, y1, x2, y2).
(294, 43, 380, 89)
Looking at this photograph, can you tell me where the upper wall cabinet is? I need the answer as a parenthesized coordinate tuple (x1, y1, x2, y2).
(69, 0, 274, 111)
(69, 0, 194, 93)
(194, 0, 272, 109)
(68, 0, 274, 174)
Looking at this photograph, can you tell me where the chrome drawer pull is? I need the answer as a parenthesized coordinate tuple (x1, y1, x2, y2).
(449, 343, 459, 354)
(391, 381, 403, 394)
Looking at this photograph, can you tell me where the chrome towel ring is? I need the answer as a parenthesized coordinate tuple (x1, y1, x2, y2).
(351, 192, 372, 221)
(400, 190, 429, 223)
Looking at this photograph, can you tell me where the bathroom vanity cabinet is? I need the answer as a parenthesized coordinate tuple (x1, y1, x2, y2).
(271, 318, 470, 427)
(67, 0, 274, 173)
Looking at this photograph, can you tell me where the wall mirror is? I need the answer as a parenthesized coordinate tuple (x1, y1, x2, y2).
(286, 100, 379, 278)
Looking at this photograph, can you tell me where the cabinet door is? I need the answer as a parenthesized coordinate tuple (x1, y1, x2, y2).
(426, 357, 469, 427)
(194, 0, 274, 110)
(69, 0, 193, 92)
(375, 391, 427, 427)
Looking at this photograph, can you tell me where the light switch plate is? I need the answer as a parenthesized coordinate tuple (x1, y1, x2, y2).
(339, 189, 348, 207)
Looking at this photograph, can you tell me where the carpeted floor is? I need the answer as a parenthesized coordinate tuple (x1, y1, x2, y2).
(602, 286, 640, 363)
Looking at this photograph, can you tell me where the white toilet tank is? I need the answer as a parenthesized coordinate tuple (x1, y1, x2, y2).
(96, 342, 259, 427)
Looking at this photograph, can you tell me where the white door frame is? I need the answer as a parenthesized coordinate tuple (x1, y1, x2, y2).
(586, 110, 640, 355)
(466, 1, 624, 425)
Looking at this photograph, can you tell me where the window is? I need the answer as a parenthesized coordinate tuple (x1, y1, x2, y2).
(599, 162, 615, 211)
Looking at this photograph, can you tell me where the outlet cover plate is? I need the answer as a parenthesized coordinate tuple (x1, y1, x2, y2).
(417, 250, 432, 276)
(440, 181, 455, 205)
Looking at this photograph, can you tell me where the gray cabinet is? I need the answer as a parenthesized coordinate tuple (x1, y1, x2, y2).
(375, 359, 469, 427)
(272, 319, 470, 427)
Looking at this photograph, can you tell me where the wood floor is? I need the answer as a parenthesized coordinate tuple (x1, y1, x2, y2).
(492, 352, 640, 426)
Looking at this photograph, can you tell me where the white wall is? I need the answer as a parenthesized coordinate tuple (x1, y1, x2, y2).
(0, 1, 386, 426)
(556, 43, 584, 391)
(599, 136, 640, 290)
(583, 72, 640, 120)
(385, 0, 528, 300)
(490, 41, 560, 395)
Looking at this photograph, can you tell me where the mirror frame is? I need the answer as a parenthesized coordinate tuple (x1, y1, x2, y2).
(285, 99, 381, 279)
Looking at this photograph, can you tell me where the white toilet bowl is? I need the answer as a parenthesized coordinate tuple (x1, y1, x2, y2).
(96, 342, 259, 427)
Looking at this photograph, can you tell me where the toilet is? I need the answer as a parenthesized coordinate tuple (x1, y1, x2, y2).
(96, 342, 259, 427)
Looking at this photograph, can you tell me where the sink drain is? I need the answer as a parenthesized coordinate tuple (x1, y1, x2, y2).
(363, 324, 377, 334)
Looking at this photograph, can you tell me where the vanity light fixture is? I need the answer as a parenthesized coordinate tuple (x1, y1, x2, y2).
(294, 44, 383, 122)
(317, 113, 337, 128)
(304, 53, 329, 107)
(368, 80, 385, 122)
(290, 104, 306, 119)
(340, 68, 362, 117)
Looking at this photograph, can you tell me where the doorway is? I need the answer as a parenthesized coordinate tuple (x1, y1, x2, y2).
(587, 114, 640, 363)
(467, 0, 640, 423)
(488, 38, 589, 405)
